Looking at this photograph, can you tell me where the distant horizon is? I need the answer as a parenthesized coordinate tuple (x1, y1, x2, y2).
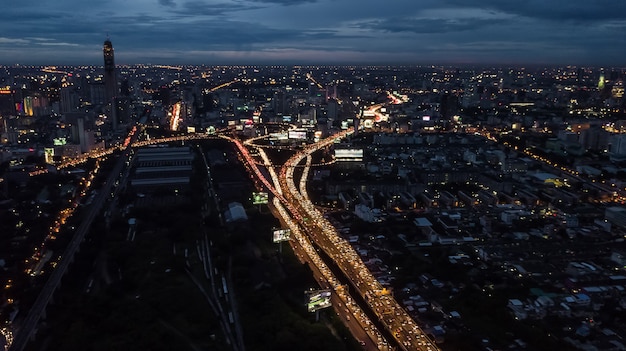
(1, 1, 625, 68)
(1, 60, 625, 69)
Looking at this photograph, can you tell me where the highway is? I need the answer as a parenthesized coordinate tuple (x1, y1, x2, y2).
(232, 133, 393, 350)
(232, 124, 440, 351)
(270, 197, 391, 350)
(8, 99, 432, 351)
(276, 131, 440, 351)
(9, 147, 131, 351)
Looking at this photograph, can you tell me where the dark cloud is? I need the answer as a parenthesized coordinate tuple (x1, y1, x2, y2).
(358, 17, 507, 34)
(0, 0, 623, 65)
(110, 18, 299, 51)
(0, 10, 69, 22)
(281, 28, 370, 42)
(246, 0, 317, 4)
(442, 0, 626, 22)
(158, 0, 176, 7)
(175, 1, 261, 17)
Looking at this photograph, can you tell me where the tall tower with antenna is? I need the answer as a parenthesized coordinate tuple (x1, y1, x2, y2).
(103, 37, 117, 103)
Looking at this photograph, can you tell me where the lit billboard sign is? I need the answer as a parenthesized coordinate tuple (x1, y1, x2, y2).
(306, 290, 332, 312)
(334, 149, 363, 162)
(288, 129, 307, 140)
(252, 192, 269, 205)
(273, 228, 291, 243)
(314, 131, 323, 142)
(53, 137, 67, 146)
(44, 147, 55, 164)
(269, 132, 289, 141)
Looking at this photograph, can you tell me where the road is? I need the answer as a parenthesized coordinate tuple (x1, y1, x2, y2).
(231, 125, 440, 351)
(240, 126, 438, 350)
(278, 132, 439, 351)
(8, 101, 432, 351)
(9, 148, 131, 351)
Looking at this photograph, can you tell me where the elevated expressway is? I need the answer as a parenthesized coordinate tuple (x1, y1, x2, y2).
(277, 132, 439, 351)
(9, 120, 438, 351)
(226, 134, 392, 350)
(234, 127, 440, 351)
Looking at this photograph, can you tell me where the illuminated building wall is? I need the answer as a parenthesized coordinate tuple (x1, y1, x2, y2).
(44, 147, 55, 164)
(170, 102, 183, 131)
(598, 74, 605, 90)
(612, 81, 624, 99)
(23, 96, 34, 116)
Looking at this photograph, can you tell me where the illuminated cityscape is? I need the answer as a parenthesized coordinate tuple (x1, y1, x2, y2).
(0, 59, 625, 351)
(0, 12, 625, 350)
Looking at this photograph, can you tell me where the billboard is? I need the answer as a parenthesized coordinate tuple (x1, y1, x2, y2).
(53, 137, 67, 146)
(44, 147, 55, 164)
(288, 129, 307, 140)
(306, 289, 332, 312)
(273, 228, 291, 243)
(269, 132, 289, 141)
(314, 130, 322, 142)
(252, 192, 269, 205)
(334, 149, 363, 162)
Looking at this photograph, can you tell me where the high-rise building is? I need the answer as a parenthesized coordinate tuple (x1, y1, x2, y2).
(103, 38, 118, 103)
(60, 86, 79, 113)
(610, 134, 626, 156)
(23, 96, 34, 116)
(579, 125, 609, 151)
(89, 82, 106, 105)
(326, 98, 339, 120)
(0, 86, 15, 116)
(112, 96, 132, 129)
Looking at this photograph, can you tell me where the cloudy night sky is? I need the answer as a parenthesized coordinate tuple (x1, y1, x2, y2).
(0, 0, 625, 66)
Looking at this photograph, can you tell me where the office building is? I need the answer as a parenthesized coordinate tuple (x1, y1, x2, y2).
(103, 38, 118, 103)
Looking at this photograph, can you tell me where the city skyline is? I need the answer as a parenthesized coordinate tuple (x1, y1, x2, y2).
(0, 1, 625, 66)
(1, 46, 626, 351)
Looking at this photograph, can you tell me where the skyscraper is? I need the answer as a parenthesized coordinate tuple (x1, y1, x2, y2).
(103, 38, 117, 103)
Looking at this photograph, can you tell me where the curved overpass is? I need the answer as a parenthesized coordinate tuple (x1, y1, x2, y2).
(279, 130, 440, 351)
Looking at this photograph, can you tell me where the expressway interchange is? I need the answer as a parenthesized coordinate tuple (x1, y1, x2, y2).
(9, 118, 439, 351)
(234, 127, 440, 351)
